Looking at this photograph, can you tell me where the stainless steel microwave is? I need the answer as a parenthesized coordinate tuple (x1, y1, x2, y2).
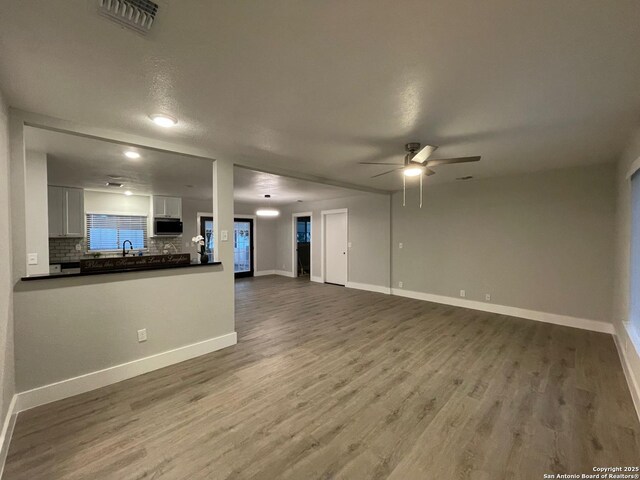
(154, 218, 183, 236)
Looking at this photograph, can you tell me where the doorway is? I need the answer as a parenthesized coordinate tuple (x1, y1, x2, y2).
(322, 209, 347, 286)
(294, 214, 311, 278)
(234, 218, 254, 278)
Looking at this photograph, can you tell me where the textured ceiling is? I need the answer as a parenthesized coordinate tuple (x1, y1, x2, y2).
(234, 167, 364, 206)
(26, 126, 213, 199)
(26, 126, 359, 205)
(2, 1, 640, 191)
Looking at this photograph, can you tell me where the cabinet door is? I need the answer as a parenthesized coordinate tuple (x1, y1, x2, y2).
(48, 186, 64, 237)
(64, 187, 84, 237)
(153, 196, 167, 217)
(164, 197, 182, 219)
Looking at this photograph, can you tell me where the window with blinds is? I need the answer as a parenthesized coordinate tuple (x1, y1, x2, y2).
(86, 214, 148, 251)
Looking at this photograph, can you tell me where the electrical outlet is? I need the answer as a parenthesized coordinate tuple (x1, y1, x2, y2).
(485, 293, 491, 302)
(460, 290, 466, 298)
(137, 329, 147, 343)
(75, 243, 82, 251)
(348, 242, 352, 248)
(398, 281, 403, 288)
(27, 253, 38, 265)
(221, 230, 229, 241)
(398, 242, 403, 249)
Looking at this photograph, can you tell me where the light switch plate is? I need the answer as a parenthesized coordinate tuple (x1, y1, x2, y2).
(27, 253, 38, 265)
(137, 329, 147, 342)
(348, 242, 352, 248)
(221, 230, 229, 241)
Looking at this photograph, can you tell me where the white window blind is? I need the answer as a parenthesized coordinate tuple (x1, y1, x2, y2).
(86, 214, 148, 251)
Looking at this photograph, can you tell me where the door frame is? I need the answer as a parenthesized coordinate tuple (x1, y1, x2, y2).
(320, 208, 348, 284)
(292, 212, 313, 278)
(234, 216, 255, 278)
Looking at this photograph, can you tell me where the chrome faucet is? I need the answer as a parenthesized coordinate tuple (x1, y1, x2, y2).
(122, 240, 133, 257)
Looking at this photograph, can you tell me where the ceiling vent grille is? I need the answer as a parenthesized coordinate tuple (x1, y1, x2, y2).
(98, 0, 159, 34)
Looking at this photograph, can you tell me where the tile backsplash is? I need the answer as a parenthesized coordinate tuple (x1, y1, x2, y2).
(49, 237, 188, 264)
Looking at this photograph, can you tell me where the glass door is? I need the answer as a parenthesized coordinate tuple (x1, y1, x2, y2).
(199, 216, 214, 262)
(234, 218, 254, 277)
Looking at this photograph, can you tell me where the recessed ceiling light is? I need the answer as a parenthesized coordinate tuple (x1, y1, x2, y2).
(149, 114, 177, 127)
(124, 151, 140, 159)
(124, 190, 133, 196)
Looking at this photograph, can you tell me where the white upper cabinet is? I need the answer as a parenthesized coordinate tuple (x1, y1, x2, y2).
(153, 196, 182, 219)
(48, 186, 84, 238)
(47, 186, 64, 237)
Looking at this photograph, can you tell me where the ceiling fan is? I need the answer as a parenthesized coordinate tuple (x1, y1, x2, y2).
(359, 142, 481, 178)
(360, 143, 481, 207)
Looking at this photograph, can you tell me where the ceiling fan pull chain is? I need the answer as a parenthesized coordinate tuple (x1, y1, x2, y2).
(403, 175, 406, 207)
(420, 174, 423, 208)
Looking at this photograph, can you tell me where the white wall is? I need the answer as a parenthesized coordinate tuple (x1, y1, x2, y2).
(613, 127, 640, 410)
(0, 90, 15, 443)
(392, 164, 616, 323)
(275, 193, 391, 288)
(84, 190, 149, 215)
(25, 151, 49, 275)
(14, 267, 233, 391)
(9, 110, 236, 404)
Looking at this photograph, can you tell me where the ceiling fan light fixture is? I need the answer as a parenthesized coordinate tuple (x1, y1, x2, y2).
(403, 166, 423, 177)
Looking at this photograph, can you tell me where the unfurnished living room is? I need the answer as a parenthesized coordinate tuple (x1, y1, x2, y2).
(0, 1, 639, 479)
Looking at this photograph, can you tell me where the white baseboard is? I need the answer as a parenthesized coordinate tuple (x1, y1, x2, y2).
(346, 281, 391, 295)
(15, 332, 237, 413)
(274, 270, 295, 278)
(0, 395, 17, 478)
(390, 288, 614, 334)
(311, 276, 323, 283)
(614, 326, 640, 422)
(254, 270, 276, 277)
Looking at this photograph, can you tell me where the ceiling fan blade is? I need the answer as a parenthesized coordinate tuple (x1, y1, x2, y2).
(359, 162, 404, 165)
(371, 168, 402, 178)
(425, 156, 481, 167)
(411, 144, 439, 164)
(425, 168, 436, 176)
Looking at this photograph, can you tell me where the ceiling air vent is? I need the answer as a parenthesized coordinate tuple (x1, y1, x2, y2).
(98, 0, 159, 34)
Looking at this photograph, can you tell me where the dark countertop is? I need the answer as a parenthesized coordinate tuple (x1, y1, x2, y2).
(22, 261, 222, 281)
(52, 262, 81, 269)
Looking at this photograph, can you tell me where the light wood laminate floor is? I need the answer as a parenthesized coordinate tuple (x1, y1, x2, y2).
(4, 276, 640, 479)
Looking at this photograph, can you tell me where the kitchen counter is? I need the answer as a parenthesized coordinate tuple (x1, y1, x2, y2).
(22, 260, 222, 281)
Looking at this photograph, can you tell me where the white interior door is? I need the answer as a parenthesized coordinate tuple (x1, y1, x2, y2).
(324, 212, 347, 285)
